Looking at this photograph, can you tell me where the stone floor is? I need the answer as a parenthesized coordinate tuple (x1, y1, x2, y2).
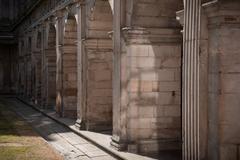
(2, 97, 118, 160)
(2, 96, 181, 160)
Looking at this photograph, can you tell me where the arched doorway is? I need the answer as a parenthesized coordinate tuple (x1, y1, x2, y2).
(62, 15, 78, 118)
(45, 25, 57, 109)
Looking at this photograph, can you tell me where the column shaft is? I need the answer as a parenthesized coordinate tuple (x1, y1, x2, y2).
(183, 0, 201, 159)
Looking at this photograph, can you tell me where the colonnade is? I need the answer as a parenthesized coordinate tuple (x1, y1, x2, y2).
(16, 0, 240, 159)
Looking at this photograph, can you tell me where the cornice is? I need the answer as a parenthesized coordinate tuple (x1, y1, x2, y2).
(122, 27, 182, 45)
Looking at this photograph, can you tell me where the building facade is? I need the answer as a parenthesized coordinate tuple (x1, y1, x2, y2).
(0, 0, 240, 159)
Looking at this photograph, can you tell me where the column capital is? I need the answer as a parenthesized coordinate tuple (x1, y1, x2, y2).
(55, 10, 65, 19)
(73, 0, 85, 7)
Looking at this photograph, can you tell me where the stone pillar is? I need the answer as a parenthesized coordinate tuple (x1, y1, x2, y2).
(182, 0, 204, 160)
(83, 0, 113, 131)
(17, 39, 22, 95)
(23, 37, 28, 98)
(26, 32, 32, 100)
(40, 24, 47, 107)
(56, 11, 64, 116)
(32, 27, 43, 105)
(204, 1, 240, 160)
(75, 1, 87, 129)
(27, 34, 31, 100)
(43, 21, 50, 107)
(42, 22, 48, 107)
(30, 31, 36, 103)
(112, 0, 183, 155)
(111, 0, 128, 150)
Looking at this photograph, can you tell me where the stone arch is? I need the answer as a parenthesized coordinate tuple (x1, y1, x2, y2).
(85, 0, 113, 131)
(45, 24, 57, 108)
(87, 0, 113, 39)
(108, 0, 113, 12)
(62, 14, 78, 118)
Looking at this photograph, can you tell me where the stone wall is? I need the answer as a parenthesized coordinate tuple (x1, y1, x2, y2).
(85, 0, 113, 131)
(0, 44, 17, 94)
(62, 17, 78, 118)
(219, 26, 240, 160)
(126, 43, 182, 153)
(9, 0, 240, 159)
(206, 1, 240, 160)
(118, 0, 183, 154)
(131, 0, 182, 28)
(45, 25, 57, 108)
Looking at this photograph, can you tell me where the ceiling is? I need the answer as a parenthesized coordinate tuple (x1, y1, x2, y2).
(0, 0, 39, 43)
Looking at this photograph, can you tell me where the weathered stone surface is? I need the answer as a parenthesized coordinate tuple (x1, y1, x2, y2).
(2, 0, 240, 159)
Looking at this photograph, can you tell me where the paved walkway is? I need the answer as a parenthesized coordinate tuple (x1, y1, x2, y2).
(2, 97, 118, 160)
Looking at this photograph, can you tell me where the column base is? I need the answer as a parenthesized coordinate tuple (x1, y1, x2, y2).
(110, 134, 127, 151)
(75, 119, 86, 130)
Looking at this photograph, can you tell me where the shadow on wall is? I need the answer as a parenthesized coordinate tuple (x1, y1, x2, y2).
(126, 43, 182, 159)
(0, 44, 17, 94)
(0, 62, 3, 91)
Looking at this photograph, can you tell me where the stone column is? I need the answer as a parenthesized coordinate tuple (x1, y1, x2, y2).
(30, 30, 37, 103)
(56, 11, 64, 116)
(182, 0, 203, 159)
(17, 39, 23, 95)
(111, 0, 128, 150)
(39, 24, 46, 107)
(26, 31, 33, 100)
(32, 27, 42, 105)
(75, 1, 87, 129)
(23, 37, 28, 98)
(42, 21, 52, 108)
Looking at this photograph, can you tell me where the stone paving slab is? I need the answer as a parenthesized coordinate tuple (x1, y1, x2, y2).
(3, 98, 118, 160)
(15, 97, 161, 160)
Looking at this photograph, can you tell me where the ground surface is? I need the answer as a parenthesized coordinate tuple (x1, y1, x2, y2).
(0, 97, 117, 160)
(0, 99, 63, 160)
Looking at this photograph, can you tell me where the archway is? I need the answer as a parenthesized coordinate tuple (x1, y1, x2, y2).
(62, 15, 78, 118)
(45, 25, 57, 109)
(85, 0, 113, 132)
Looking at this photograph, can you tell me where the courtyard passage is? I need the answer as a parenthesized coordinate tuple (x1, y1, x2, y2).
(0, 98, 63, 160)
(0, 97, 118, 160)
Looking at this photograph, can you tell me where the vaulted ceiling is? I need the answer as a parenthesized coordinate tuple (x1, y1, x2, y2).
(0, 0, 39, 30)
(0, 0, 39, 43)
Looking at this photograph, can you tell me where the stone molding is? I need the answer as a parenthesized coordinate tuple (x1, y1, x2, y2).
(122, 27, 182, 45)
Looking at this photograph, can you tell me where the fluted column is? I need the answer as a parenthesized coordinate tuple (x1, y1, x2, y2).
(182, 0, 201, 160)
